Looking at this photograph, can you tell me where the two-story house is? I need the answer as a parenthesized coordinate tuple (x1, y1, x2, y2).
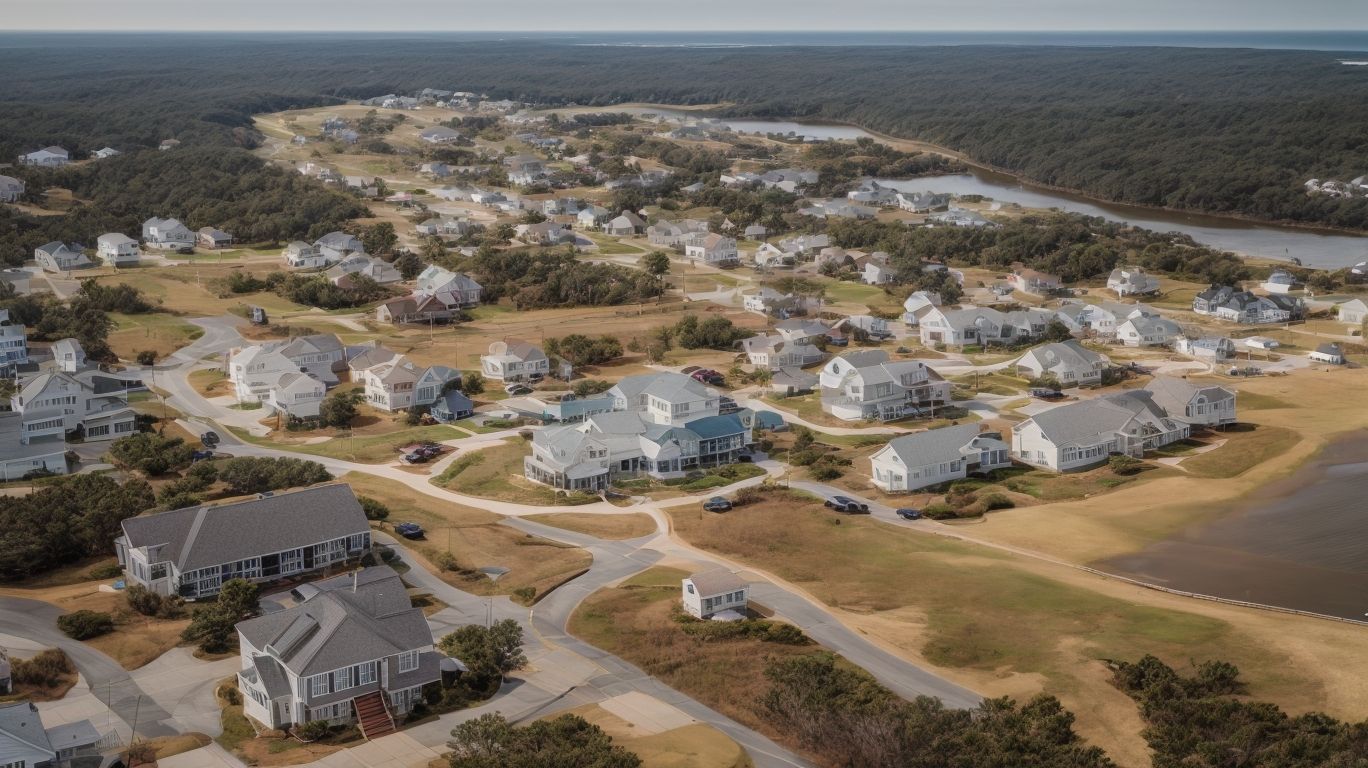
(141, 217, 195, 250)
(97, 233, 140, 266)
(481, 340, 549, 382)
(683, 233, 739, 267)
(116, 484, 371, 599)
(356, 355, 459, 412)
(1015, 341, 1110, 387)
(1010, 391, 1190, 471)
(0, 310, 28, 369)
(1106, 266, 1160, 297)
(264, 372, 327, 420)
(869, 424, 1012, 492)
(314, 232, 365, 263)
(283, 241, 329, 269)
(818, 350, 952, 422)
(235, 565, 440, 735)
(1144, 377, 1237, 428)
(34, 242, 92, 273)
(227, 334, 345, 404)
(11, 371, 135, 443)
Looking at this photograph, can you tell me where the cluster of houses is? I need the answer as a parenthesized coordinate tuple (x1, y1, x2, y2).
(376, 265, 482, 325)
(1192, 285, 1303, 324)
(1304, 176, 1368, 198)
(225, 334, 461, 419)
(32, 218, 234, 272)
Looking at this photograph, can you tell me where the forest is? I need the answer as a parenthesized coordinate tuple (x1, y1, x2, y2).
(1, 35, 1366, 230)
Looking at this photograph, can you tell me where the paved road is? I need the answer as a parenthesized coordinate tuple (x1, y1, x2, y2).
(0, 597, 178, 738)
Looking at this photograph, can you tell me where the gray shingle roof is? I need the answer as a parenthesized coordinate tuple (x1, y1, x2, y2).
(880, 423, 1003, 468)
(121, 484, 367, 572)
(687, 569, 747, 597)
(0, 702, 52, 755)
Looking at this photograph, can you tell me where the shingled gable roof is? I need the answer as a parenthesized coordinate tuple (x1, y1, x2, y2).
(876, 423, 1002, 468)
(235, 565, 431, 677)
(120, 484, 368, 572)
(686, 569, 748, 598)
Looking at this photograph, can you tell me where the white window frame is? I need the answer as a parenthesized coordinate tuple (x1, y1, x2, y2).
(397, 650, 419, 673)
(310, 674, 329, 697)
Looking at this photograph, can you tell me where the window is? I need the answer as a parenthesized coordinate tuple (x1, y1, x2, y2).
(311, 674, 329, 697)
(358, 662, 376, 685)
(334, 667, 352, 690)
(397, 650, 419, 673)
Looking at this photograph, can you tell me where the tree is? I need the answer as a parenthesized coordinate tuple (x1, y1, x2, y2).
(571, 379, 612, 397)
(58, 610, 114, 640)
(438, 619, 527, 687)
(640, 250, 671, 278)
(216, 456, 331, 496)
(544, 334, 623, 367)
(319, 390, 361, 428)
(182, 578, 259, 653)
(359, 496, 390, 521)
(359, 222, 398, 256)
(461, 372, 485, 396)
(1043, 319, 1074, 343)
(393, 250, 424, 280)
(108, 433, 196, 475)
(0, 475, 153, 581)
(447, 713, 640, 768)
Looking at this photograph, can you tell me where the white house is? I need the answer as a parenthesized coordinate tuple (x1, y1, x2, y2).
(357, 355, 459, 412)
(742, 320, 830, 371)
(1106, 266, 1160, 297)
(819, 350, 952, 422)
(1010, 391, 1189, 471)
(420, 126, 462, 144)
(1144, 377, 1237, 428)
(282, 241, 327, 269)
(235, 565, 440, 734)
(0, 702, 102, 768)
(93, 146, 121, 159)
(227, 334, 345, 403)
(414, 265, 483, 307)
(681, 570, 749, 620)
(869, 423, 1011, 492)
(325, 254, 402, 286)
(684, 233, 739, 267)
(0, 311, 27, 368)
(919, 306, 1054, 348)
(142, 217, 195, 250)
(97, 233, 140, 266)
(1115, 315, 1182, 347)
(1337, 298, 1368, 326)
(1008, 265, 1062, 296)
(11, 371, 136, 443)
(34, 241, 93, 272)
(901, 291, 942, 326)
(1015, 341, 1110, 387)
(1261, 269, 1298, 294)
(862, 257, 896, 285)
(743, 287, 819, 318)
(263, 372, 327, 420)
(602, 211, 646, 237)
(0, 175, 25, 203)
(18, 146, 69, 167)
(481, 339, 549, 382)
(314, 232, 365, 262)
(1309, 343, 1345, 365)
(116, 484, 372, 600)
(1176, 336, 1236, 361)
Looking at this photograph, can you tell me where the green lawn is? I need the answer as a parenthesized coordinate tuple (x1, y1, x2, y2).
(226, 424, 463, 463)
(431, 438, 596, 505)
(1178, 425, 1299, 479)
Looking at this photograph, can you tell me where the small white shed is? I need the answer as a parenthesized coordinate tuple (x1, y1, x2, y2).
(681, 569, 749, 620)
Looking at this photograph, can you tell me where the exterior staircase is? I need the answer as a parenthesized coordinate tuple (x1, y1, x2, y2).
(353, 690, 395, 740)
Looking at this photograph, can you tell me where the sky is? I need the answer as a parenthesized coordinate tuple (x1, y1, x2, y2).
(3, 0, 1366, 32)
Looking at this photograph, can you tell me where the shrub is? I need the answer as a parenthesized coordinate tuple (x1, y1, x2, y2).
(809, 462, 842, 481)
(125, 584, 164, 616)
(922, 502, 959, 520)
(135, 350, 157, 365)
(294, 720, 331, 741)
(10, 649, 73, 687)
(1109, 455, 1143, 476)
(57, 610, 114, 640)
(982, 493, 1015, 511)
(221, 686, 241, 705)
(510, 586, 536, 605)
(108, 432, 195, 475)
(432, 551, 460, 572)
(733, 486, 765, 506)
(358, 496, 390, 521)
(87, 562, 123, 580)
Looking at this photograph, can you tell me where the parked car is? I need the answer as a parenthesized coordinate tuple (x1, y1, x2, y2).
(200, 431, 220, 449)
(1029, 388, 1064, 399)
(191, 449, 215, 462)
(702, 496, 733, 513)
(402, 452, 427, 464)
(825, 495, 870, 514)
(416, 444, 444, 458)
(504, 383, 532, 395)
(736, 451, 754, 463)
(895, 508, 922, 520)
(690, 369, 725, 386)
(826, 335, 849, 347)
(394, 522, 425, 539)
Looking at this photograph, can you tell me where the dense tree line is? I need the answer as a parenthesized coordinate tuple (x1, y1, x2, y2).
(805, 137, 966, 195)
(762, 652, 1112, 768)
(0, 148, 367, 266)
(3, 39, 1363, 229)
(1112, 655, 1368, 768)
(447, 713, 639, 768)
(1, 289, 117, 359)
(0, 475, 154, 580)
(464, 247, 664, 309)
(824, 213, 1252, 286)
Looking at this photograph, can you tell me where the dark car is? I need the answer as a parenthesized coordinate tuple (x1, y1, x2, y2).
(191, 449, 215, 462)
(417, 444, 444, 458)
(402, 453, 427, 464)
(702, 496, 733, 513)
(736, 452, 754, 463)
(394, 522, 425, 539)
(201, 431, 220, 449)
(1029, 388, 1064, 399)
(691, 370, 724, 385)
(826, 336, 849, 347)
(895, 508, 922, 521)
(825, 495, 870, 514)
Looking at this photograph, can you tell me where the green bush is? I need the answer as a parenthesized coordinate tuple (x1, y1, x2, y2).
(87, 562, 124, 580)
(57, 610, 114, 640)
(1109, 454, 1143, 476)
(294, 720, 331, 741)
(10, 649, 73, 687)
(358, 496, 390, 521)
(432, 551, 461, 572)
(510, 586, 536, 605)
(982, 493, 1015, 511)
(922, 502, 958, 520)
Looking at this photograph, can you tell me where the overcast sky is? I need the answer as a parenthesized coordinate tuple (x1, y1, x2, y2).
(4, 0, 1365, 32)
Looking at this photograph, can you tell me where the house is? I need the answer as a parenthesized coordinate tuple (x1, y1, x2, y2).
(523, 373, 754, 491)
(1309, 343, 1345, 365)
(227, 334, 345, 403)
(1337, 298, 1368, 326)
(576, 205, 612, 228)
(50, 338, 86, 373)
(430, 390, 475, 423)
(117, 484, 371, 599)
(377, 266, 482, 324)
(0, 175, 24, 203)
(927, 208, 992, 227)
(646, 219, 709, 247)
(819, 350, 952, 422)
(869, 424, 1011, 493)
(862, 257, 896, 285)
(743, 287, 819, 319)
(12, 370, 136, 442)
(481, 340, 549, 382)
(603, 211, 646, 236)
(751, 242, 797, 270)
(681, 570, 749, 620)
(801, 199, 876, 220)
(1053, 301, 1153, 338)
(1015, 341, 1109, 387)
(901, 291, 942, 326)
(0, 412, 68, 481)
(1194, 286, 1292, 324)
(1144, 377, 1237, 428)
(0, 311, 27, 368)
(684, 233, 739, 267)
(314, 232, 365, 262)
(1106, 266, 1160, 297)
(742, 320, 830, 371)
(1115, 315, 1182, 347)
(96, 233, 140, 266)
(34, 242, 92, 273)
(1008, 265, 1062, 296)
(264, 372, 327, 420)
(778, 234, 830, 255)
(325, 254, 402, 286)
(895, 191, 951, 213)
(1010, 391, 1190, 471)
(235, 565, 440, 734)
(743, 224, 767, 240)
(376, 294, 456, 325)
(415, 265, 482, 307)
(919, 306, 1054, 348)
(197, 227, 233, 249)
(141, 217, 195, 250)
(844, 315, 892, 340)
(356, 355, 459, 412)
(419, 126, 462, 144)
(515, 221, 572, 246)
(0, 702, 102, 768)
(415, 217, 471, 238)
(847, 180, 899, 206)
(18, 146, 69, 167)
(1176, 336, 1236, 361)
(1261, 269, 1298, 294)
(283, 241, 328, 269)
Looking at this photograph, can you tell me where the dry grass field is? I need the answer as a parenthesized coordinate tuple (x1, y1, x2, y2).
(523, 512, 659, 540)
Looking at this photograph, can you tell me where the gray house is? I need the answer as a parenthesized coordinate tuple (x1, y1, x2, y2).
(34, 242, 92, 273)
(0, 702, 101, 768)
(115, 484, 371, 599)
